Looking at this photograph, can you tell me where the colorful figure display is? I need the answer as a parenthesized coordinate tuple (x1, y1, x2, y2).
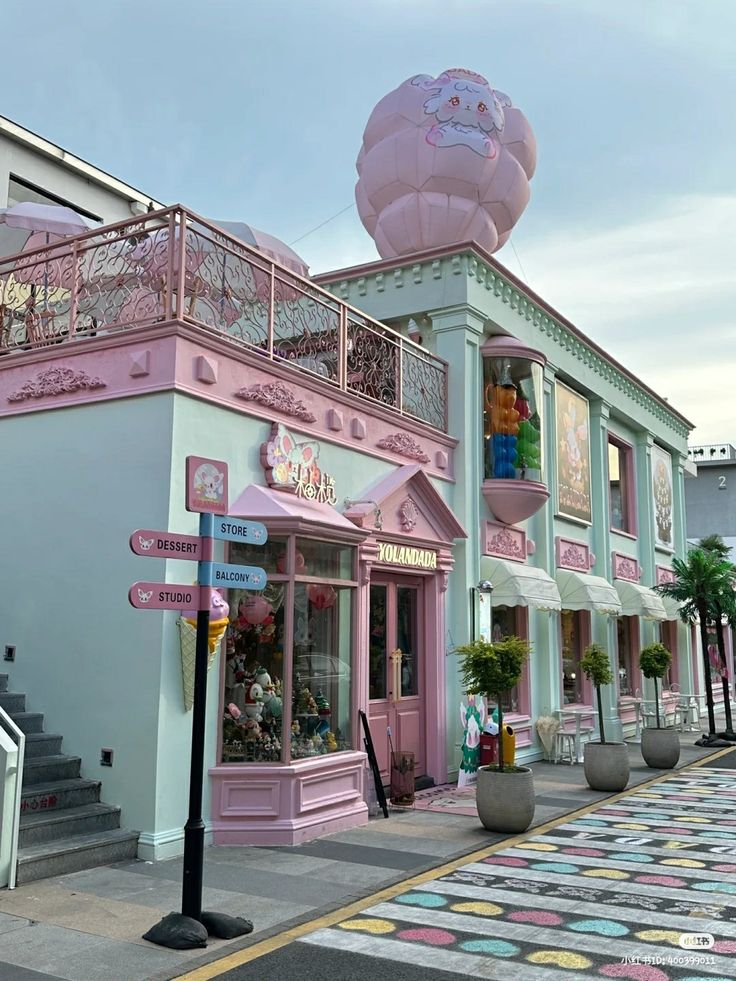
(459, 694, 487, 788)
(489, 384, 519, 478)
(485, 379, 541, 480)
(356, 68, 536, 258)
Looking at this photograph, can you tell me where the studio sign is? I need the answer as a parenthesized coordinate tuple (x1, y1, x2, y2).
(377, 542, 437, 569)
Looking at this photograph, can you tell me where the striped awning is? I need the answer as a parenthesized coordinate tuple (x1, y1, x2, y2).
(555, 569, 622, 616)
(614, 579, 667, 621)
(480, 557, 561, 612)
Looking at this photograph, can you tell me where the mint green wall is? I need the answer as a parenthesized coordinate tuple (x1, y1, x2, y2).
(325, 248, 692, 765)
(0, 396, 174, 844)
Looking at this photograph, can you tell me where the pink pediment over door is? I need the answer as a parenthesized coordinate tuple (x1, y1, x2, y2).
(344, 464, 466, 546)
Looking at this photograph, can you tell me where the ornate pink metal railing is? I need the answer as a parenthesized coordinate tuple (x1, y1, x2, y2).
(0, 206, 448, 431)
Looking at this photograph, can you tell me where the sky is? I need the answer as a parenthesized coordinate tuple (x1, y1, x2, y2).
(2, 0, 735, 444)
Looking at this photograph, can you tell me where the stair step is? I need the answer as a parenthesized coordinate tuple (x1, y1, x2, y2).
(21, 778, 101, 812)
(11, 712, 45, 734)
(0, 674, 7, 692)
(16, 829, 140, 884)
(24, 732, 63, 758)
(19, 803, 122, 847)
(0, 692, 26, 713)
(23, 755, 81, 786)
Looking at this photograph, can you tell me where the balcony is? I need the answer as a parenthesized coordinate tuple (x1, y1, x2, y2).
(0, 206, 447, 432)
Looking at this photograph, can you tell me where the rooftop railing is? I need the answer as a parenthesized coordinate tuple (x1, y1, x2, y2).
(688, 443, 736, 462)
(0, 206, 448, 432)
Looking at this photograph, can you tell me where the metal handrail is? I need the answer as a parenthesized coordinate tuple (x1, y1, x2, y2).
(0, 704, 24, 889)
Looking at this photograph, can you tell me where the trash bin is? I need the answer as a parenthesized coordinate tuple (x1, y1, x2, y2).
(479, 732, 498, 766)
(502, 724, 516, 766)
(480, 727, 515, 766)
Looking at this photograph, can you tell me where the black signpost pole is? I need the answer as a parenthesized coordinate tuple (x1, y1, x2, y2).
(181, 512, 213, 920)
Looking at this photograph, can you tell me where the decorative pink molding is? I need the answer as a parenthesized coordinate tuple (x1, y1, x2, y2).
(235, 381, 316, 423)
(436, 450, 448, 470)
(351, 417, 366, 440)
(555, 536, 591, 572)
(196, 355, 218, 384)
(613, 551, 639, 582)
(376, 432, 430, 463)
(327, 408, 344, 431)
(129, 350, 151, 377)
(526, 539, 536, 556)
(484, 520, 526, 563)
(398, 497, 419, 532)
(656, 564, 676, 586)
(7, 366, 106, 403)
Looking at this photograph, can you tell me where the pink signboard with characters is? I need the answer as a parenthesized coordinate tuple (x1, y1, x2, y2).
(129, 581, 200, 610)
(186, 456, 228, 514)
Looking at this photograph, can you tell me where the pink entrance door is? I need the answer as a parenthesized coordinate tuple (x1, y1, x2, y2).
(368, 575, 425, 780)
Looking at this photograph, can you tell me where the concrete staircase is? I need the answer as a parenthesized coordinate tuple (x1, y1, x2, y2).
(0, 673, 139, 884)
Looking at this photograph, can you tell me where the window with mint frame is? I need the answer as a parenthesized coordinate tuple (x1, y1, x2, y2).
(608, 434, 635, 535)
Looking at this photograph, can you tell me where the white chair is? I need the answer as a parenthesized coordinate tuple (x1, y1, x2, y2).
(554, 731, 576, 764)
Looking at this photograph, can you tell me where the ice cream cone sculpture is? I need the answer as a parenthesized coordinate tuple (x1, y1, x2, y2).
(182, 588, 230, 653)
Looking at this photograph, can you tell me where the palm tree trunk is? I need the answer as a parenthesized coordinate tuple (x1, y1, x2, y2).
(654, 677, 660, 729)
(699, 603, 717, 735)
(715, 612, 735, 735)
(497, 696, 504, 772)
(596, 685, 606, 744)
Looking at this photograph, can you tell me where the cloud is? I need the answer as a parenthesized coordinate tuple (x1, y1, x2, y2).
(510, 194, 736, 442)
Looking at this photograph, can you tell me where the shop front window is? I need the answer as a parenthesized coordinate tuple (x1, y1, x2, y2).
(483, 354, 544, 483)
(292, 583, 353, 758)
(561, 609, 584, 704)
(220, 532, 356, 764)
(493, 605, 519, 713)
(617, 616, 637, 696)
(223, 581, 287, 763)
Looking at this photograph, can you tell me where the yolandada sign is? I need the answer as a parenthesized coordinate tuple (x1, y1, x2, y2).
(377, 542, 437, 569)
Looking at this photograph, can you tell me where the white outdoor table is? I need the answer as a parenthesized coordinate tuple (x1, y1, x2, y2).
(556, 708, 594, 763)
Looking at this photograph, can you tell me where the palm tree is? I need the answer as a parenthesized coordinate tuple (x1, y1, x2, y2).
(656, 548, 736, 742)
(698, 536, 736, 738)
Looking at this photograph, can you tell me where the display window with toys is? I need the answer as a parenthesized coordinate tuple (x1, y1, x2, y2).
(220, 535, 356, 763)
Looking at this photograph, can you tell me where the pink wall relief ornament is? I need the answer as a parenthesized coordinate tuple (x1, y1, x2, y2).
(656, 565, 676, 586)
(555, 536, 591, 571)
(488, 527, 524, 561)
(613, 552, 639, 582)
(398, 497, 419, 532)
(376, 432, 430, 463)
(235, 381, 316, 423)
(7, 366, 106, 403)
(356, 68, 536, 258)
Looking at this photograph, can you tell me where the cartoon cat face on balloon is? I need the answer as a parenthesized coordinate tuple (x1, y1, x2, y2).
(413, 69, 509, 157)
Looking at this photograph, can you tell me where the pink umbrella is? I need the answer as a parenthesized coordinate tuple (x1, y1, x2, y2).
(0, 202, 95, 237)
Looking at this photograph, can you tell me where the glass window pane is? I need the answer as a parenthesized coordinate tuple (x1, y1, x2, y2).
(222, 584, 287, 763)
(369, 585, 387, 700)
(609, 441, 628, 532)
(492, 605, 520, 711)
(292, 583, 353, 757)
(617, 617, 633, 695)
(561, 609, 583, 704)
(396, 586, 418, 697)
(230, 536, 290, 575)
(296, 538, 354, 580)
(483, 357, 544, 483)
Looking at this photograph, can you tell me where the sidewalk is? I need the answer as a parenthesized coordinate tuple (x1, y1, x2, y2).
(0, 737, 720, 981)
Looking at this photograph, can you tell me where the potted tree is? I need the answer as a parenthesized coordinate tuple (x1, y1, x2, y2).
(639, 642, 680, 768)
(581, 643, 630, 792)
(455, 635, 533, 832)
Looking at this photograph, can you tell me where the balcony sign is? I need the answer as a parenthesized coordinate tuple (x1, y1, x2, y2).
(376, 542, 437, 569)
(262, 423, 337, 505)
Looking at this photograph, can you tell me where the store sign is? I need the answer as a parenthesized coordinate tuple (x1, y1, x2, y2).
(129, 582, 199, 610)
(185, 456, 228, 515)
(211, 562, 266, 589)
(129, 529, 203, 559)
(261, 423, 337, 505)
(212, 518, 267, 545)
(376, 542, 437, 569)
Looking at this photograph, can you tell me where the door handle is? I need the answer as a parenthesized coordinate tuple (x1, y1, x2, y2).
(390, 649, 402, 705)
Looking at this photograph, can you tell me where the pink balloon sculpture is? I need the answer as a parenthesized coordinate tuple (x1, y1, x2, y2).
(355, 68, 536, 258)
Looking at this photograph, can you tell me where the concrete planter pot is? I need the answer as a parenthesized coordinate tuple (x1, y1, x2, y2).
(476, 765, 535, 833)
(641, 727, 680, 769)
(583, 741, 630, 792)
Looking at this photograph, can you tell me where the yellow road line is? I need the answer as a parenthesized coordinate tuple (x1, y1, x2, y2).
(175, 746, 735, 980)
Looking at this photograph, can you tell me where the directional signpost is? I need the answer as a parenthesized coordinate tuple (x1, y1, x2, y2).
(128, 456, 268, 946)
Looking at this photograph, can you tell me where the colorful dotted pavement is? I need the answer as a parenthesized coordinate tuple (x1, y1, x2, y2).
(299, 766, 736, 980)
